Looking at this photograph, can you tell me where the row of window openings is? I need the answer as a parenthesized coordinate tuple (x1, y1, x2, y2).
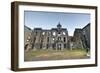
(42, 44, 67, 49)
(33, 37, 66, 43)
(48, 37, 66, 42)
(35, 32, 66, 36)
(32, 44, 67, 49)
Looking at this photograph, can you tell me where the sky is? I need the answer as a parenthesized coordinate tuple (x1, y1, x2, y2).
(24, 11, 90, 36)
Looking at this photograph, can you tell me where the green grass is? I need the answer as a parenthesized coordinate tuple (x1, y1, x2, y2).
(24, 49, 89, 61)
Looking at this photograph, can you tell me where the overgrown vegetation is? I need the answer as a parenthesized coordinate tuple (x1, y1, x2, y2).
(24, 49, 90, 61)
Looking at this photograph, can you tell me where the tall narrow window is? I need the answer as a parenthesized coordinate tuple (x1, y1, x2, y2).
(52, 44, 55, 49)
(47, 44, 48, 49)
(63, 32, 66, 35)
(42, 32, 45, 35)
(40, 38, 43, 49)
(53, 32, 56, 36)
(32, 37, 36, 49)
(34, 37, 36, 43)
(64, 37, 66, 42)
(47, 37, 49, 42)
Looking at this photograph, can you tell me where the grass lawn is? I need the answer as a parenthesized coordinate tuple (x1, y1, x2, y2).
(24, 49, 90, 61)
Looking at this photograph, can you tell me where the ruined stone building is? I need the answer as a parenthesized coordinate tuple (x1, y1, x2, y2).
(24, 25, 32, 50)
(69, 23, 90, 50)
(24, 23, 90, 51)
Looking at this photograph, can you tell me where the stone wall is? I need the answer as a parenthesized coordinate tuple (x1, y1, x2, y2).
(24, 23, 90, 51)
(24, 25, 32, 50)
(71, 23, 90, 50)
(82, 23, 90, 49)
(31, 23, 69, 50)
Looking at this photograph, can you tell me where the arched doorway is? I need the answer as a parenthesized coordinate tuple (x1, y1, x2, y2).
(57, 43, 62, 50)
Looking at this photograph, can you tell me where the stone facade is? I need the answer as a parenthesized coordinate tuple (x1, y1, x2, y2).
(71, 23, 90, 50)
(24, 25, 32, 50)
(82, 23, 90, 49)
(31, 23, 69, 50)
(24, 23, 90, 51)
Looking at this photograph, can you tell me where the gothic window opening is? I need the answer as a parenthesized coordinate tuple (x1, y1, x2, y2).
(47, 44, 49, 49)
(53, 32, 56, 36)
(64, 37, 66, 42)
(42, 32, 45, 35)
(63, 32, 66, 35)
(58, 44, 61, 50)
(47, 37, 49, 42)
(40, 38, 43, 49)
(58, 37, 61, 41)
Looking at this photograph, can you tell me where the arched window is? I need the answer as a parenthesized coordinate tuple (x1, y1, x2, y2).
(53, 32, 56, 36)
(42, 32, 45, 35)
(64, 37, 66, 42)
(63, 32, 66, 35)
(47, 44, 49, 49)
(47, 37, 49, 42)
(58, 32, 61, 36)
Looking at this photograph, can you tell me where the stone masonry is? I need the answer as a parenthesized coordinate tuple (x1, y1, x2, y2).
(24, 23, 90, 51)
